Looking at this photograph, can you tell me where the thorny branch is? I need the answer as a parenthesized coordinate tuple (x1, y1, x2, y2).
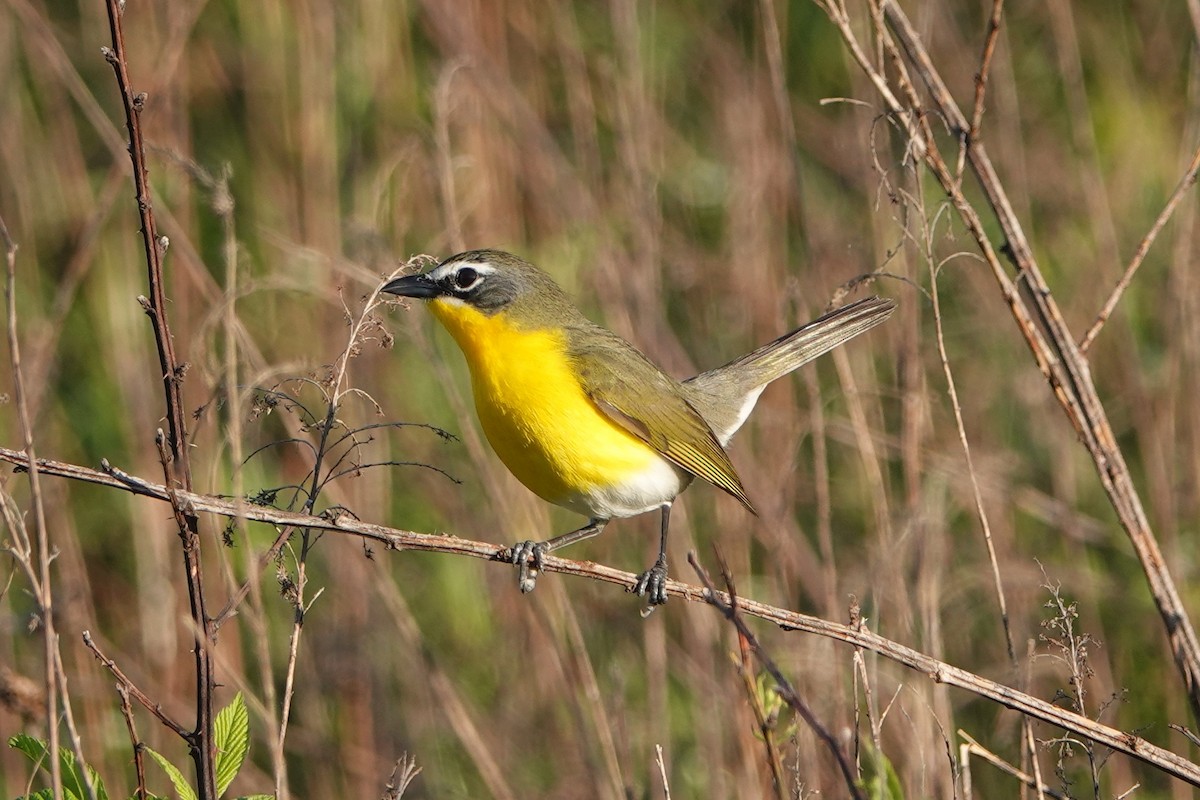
(82, 631, 190, 740)
(101, 1, 216, 796)
(117, 684, 150, 800)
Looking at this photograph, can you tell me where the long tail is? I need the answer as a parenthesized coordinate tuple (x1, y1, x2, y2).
(683, 296, 895, 442)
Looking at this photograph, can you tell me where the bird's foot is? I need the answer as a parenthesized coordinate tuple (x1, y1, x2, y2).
(507, 539, 547, 594)
(630, 559, 669, 610)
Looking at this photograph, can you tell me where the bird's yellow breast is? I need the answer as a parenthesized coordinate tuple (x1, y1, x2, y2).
(428, 298, 661, 510)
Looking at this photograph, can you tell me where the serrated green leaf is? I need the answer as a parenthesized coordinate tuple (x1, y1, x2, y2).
(145, 746, 198, 800)
(214, 693, 250, 797)
(78, 756, 108, 800)
(8, 733, 106, 800)
(15, 789, 56, 800)
(92, 765, 110, 800)
(9, 733, 49, 763)
(58, 746, 88, 800)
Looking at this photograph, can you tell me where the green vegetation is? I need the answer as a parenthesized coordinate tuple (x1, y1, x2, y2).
(10, 693, 263, 800)
(2, 1, 1199, 798)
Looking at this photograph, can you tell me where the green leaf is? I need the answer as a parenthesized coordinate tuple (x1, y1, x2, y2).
(8, 733, 107, 800)
(145, 746, 198, 800)
(214, 693, 250, 797)
(9, 732, 50, 763)
(15, 790, 56, 800)
(83, 756, 109, 800)
(859, 742, 904, 800)
(233, 795, 276, 800)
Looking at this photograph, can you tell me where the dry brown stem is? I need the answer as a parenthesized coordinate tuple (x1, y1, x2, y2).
(82, 631, 189, 740)
(117, 685, 149, 800)
(3, 445, 1196, 786)
(2, 221, 60, 800)
(694, 551, 865, 800)
(816, 0, 1200, 723)
(968, 0, 1006, 143)
(100, 2, 216, 795)
(1080, 140, 1200, 353)
(730, 564, 788, 798)
(959, 730, 1064, 799)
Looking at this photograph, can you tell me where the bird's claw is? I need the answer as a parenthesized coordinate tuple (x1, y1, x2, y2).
(630, 560, 669, 608)
(508, 539, 547, 594)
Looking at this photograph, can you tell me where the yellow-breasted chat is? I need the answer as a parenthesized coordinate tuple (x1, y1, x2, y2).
(383, 249, 894, 606)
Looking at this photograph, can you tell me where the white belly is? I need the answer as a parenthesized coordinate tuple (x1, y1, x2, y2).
(564, 454, 687, 519)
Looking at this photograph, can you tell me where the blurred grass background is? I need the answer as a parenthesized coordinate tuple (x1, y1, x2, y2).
(1, 0, 1199, 797)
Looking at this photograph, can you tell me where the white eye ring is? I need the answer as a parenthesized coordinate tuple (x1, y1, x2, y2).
(452, 266, 482, 290)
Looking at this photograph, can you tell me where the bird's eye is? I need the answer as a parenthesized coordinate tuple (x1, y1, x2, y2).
(453, 267, 480, 290)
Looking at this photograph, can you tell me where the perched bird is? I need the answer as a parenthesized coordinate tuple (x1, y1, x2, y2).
(383, 250, 894, 606)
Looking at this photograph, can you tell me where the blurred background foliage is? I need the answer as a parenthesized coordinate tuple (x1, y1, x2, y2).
(2, 0, 1199, 797)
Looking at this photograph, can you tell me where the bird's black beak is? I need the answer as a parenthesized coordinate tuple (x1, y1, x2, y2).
(381, 273, 444, 299)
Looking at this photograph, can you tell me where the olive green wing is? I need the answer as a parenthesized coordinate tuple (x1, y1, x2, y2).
(568, 324, 755, 513)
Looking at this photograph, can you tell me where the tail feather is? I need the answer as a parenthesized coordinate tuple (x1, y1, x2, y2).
(683, 296, 895, 441)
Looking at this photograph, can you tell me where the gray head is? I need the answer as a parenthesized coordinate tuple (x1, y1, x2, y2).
(382, 249, 581, 326)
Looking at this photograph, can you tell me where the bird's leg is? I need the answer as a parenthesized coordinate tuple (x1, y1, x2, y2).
(509, 518, 608, 594)
(631, 503, 672, 607)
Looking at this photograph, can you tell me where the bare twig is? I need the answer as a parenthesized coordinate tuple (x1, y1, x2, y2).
(263, 267, 423, 783)
(693, 551, 865, 800)
(100, 10, 189, 479)
(960, 730, 1065, 799)
(1039, 574, 1102, 795)
(48, 647, 94, 800)
(3, 446, 1200, 787)
(152, 429, 216, 776)
(654, 745, 672, 800)
(212, 523, 295, 630)
(380, 754, 422, 800)
(968, 0, 1006, 144)
(4, 215, 97, 800)
(731, 572, 788, 798)
(924, 217, 1017, 668)
(1080, 140, 1200, 353)
(276, 531, 314, 785)
(849, 596, 881, 770)
(828, 0, 1200, 723)
(101, 1, 216, 793)
(1024, 637, 1050, 799)
(927, 229, 1049, 785)
(117, 685, 149, 800)
(898, 120, 1046, 787)
(1170, 724, 1200, 749)
(1, 212, 71, 800)
(82, 631, 190, 739)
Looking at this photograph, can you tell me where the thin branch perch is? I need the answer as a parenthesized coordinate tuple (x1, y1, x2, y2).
(2, 445, 1199, 788)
